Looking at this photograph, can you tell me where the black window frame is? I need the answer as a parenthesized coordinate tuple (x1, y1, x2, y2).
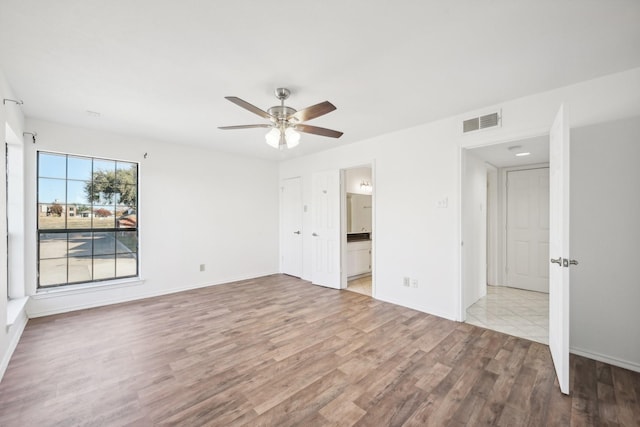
(36, 151, 139, 288)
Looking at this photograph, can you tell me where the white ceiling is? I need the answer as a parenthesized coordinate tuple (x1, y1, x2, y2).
(469, 135, 550, 168)
(1, 1, 639, 161)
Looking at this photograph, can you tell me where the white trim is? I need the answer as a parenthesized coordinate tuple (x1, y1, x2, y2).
(485, 163, 499, 288)
(0, 309, 28, 382)
(32, 277, 145, 299)
(370, 160, 376, 299)
(35, 148, 141, 166)
(376, 294, 456, 322)
(457, 146, 464, 321)
(27, 271, 278, 318)
(6, 296, 28, 325)
(571, 346, 640, 373)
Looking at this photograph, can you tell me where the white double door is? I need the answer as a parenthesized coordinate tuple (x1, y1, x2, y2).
(281, 170, 350, 290)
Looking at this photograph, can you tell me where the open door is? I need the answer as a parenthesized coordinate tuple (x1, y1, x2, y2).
(281, 177, 303, 278)
(311, 170, 341, 289)
(549, 104, 572, 395)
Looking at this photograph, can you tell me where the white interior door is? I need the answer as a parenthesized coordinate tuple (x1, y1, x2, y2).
(281, 177, 303, 278)
(506, 167, 550, 293)
(549, 104, 571, 395)
(312, 170, 341, 289)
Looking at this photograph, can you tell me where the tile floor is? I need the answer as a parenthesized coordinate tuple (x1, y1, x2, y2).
(346, 274, 372, 296)
(465, 285, 549, 344)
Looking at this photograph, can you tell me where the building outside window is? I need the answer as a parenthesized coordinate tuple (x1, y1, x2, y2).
(37, 152, 138, 288)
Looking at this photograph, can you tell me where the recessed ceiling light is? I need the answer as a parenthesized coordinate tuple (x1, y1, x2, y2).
(515, 152, 531, 157)
(86, 110, 101, 117)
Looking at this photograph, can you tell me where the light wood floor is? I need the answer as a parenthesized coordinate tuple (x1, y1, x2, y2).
(0, 274, 638, 426)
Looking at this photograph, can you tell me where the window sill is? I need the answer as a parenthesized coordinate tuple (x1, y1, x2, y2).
(7, 297, 29, 326)
(32, 277, 145, 299)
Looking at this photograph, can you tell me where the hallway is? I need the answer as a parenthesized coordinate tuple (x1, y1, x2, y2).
(466, 285, 549, 344)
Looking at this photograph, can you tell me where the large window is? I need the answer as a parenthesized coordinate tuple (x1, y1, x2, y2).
(37, 152, 138, 288)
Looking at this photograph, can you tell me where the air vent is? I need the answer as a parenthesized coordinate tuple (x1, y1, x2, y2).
(480, 112, 499, 128)
(463, 117, 479, 133)
(462, 111, 501, 133)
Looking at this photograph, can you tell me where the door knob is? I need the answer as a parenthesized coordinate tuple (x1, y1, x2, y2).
(550, 257, 562, 266)
(293, 230, 301, 235)
(312, 232, 318, 237)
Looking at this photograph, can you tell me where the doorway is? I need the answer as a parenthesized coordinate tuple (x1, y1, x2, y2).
(342, 166, 373, 296)
(462, 135, 550, 344)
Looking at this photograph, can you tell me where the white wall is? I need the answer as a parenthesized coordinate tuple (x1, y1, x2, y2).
(345, 167, 372, 195)
(0, 68, 28, 380)
(281, 117, 460, 319)
(570, 116, 640, 371)
(280, 67, 640, 353)
(461, 150, 487, 310)
(24, 119, 280, 316)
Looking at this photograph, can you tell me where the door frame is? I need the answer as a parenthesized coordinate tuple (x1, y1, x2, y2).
(340, 162, 376, 297)
(458, 131, 549, 322)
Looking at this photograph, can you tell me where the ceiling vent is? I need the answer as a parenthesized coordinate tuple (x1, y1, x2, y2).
(462, 111, 501, 133)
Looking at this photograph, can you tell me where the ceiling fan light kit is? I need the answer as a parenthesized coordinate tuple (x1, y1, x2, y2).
(219, 87, 343, 150)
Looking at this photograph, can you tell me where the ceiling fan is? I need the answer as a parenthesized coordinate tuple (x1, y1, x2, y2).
(218, 88, 343, 150)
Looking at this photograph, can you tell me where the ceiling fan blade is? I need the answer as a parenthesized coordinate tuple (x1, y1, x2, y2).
(290, 101, 336, 122)
(218, 124, 272, 130)
(296, 124, 343, 138)
(225, 96, 273, 120)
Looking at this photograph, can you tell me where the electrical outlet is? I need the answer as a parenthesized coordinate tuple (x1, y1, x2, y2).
(200, 264, 205, 272)
(411, 279, 419, 288)
(403, 277, 410, 287)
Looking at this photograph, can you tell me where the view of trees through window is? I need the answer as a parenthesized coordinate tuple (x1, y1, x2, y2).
(37, 152, 138, 287)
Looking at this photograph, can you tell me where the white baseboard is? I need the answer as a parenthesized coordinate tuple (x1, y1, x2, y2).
(27, 271, 278, 318)
(0, 310, 28, 382)
(571, 346, 640, 373)
(375, 294, 456, 322)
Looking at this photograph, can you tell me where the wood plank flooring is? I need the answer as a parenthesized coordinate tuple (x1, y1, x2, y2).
(0, 274, 638, 426)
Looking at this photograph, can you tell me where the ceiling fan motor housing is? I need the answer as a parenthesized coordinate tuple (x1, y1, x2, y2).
(267, 105, 297, 122)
